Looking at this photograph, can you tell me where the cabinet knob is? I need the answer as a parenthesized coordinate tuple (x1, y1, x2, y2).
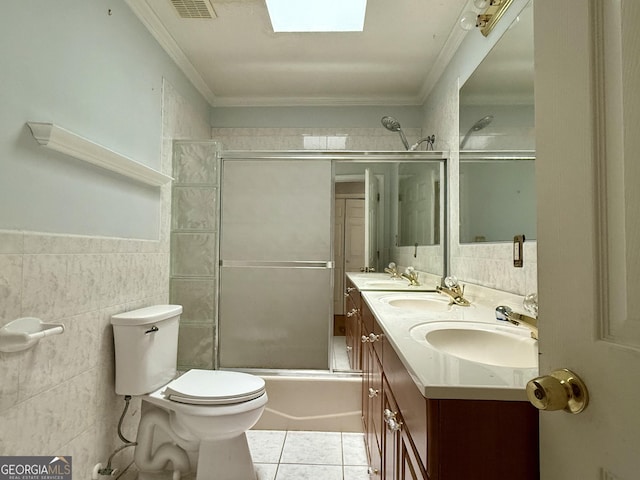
(361, 335, 370, 343)
(526, 368, 589, 414)
(386, 416, 403, 432)
(383, 409, 403, 431)
(368, 387, 379, 398)
(346, 308, 359, 317)
(346, 345, 353, 351)
(368, 333, 380, 342)
(346, 287, 356, 293)
(367, 466, 379, 475)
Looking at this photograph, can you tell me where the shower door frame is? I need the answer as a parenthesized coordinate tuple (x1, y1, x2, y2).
(215, 150, 448, 374)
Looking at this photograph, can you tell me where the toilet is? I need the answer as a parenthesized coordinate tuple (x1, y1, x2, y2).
(111, 305, 267, 480)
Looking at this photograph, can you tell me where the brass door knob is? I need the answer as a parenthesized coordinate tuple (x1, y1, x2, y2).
(526, 368, 589, 414)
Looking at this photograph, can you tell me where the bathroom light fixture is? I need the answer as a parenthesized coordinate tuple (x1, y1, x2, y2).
(265, 0, 367, 32)
(459, 0, 514, 37)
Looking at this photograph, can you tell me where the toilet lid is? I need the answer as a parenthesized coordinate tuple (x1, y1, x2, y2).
(162, 369, 266, 405)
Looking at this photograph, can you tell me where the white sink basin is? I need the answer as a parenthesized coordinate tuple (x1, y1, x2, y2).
(381, 294, 451, 312)
(409, 322, 538, 368)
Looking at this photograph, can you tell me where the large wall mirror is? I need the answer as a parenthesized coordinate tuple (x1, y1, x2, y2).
(334, 158, 445, 271)
(459, 2, 535, 243)
(333, 156, 445, 372)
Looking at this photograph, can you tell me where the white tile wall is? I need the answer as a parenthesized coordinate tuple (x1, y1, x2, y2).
(0, 79, 210, 478)
(211, 127, 422, 151)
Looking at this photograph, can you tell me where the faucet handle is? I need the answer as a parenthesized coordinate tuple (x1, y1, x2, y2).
(495, 305, 513, 322)
(523, 293, 538, 317)
(444, 276, 459, 288)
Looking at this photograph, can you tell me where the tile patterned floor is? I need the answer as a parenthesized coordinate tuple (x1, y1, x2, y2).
(247, 430, 370, 480)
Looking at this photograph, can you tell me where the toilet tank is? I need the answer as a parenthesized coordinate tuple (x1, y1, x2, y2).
(111, 305, 182, 396)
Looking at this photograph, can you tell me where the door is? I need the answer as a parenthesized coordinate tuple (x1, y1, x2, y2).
(345, 198, 366, 272)
(334, 198, 346, 315)
(219, 158, 333, 370)
(365, 168, 380, 271)
(534, 1, 640, 478)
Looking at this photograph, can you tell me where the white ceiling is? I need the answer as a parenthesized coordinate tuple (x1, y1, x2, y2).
(126, 0, 469, 107)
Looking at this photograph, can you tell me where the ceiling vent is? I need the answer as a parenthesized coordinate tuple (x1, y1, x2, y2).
(170, 0, 217, 19)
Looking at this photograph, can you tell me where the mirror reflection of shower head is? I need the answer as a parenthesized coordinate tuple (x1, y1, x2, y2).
(381, 116, 410, 150)
(460, 114, 494, 149)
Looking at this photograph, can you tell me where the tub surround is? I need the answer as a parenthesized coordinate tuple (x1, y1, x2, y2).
(254, 375, 362, 433)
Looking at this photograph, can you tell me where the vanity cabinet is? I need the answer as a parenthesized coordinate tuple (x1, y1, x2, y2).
(360, 299, 539, 480)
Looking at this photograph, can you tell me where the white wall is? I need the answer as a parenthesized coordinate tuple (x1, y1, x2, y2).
(0, 0, 209, 239)
(211, 105, 425, 128)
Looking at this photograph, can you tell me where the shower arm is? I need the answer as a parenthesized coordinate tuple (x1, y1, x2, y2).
(459, 128, 475, 150)
(409, 135, 435, 151)
(397, 130, 410, 150)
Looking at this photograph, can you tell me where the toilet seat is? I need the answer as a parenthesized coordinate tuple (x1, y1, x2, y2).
(162, 369, 266, 406)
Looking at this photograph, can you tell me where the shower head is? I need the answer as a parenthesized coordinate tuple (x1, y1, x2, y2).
(381, 116, 410, 150)
(381, 115, 402, 132)
(471, 115, 494, 132)
(460, 114, 494, 149)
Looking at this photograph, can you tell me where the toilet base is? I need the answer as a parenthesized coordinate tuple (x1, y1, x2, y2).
(196, 433, 256, 480)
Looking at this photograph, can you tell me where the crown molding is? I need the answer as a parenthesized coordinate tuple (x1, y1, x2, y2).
(124, 0, 217, 106)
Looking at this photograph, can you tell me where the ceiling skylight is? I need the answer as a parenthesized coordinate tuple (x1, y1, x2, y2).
(265, 0, 367, 32)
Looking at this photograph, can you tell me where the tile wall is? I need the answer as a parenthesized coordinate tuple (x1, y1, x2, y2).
(211, 127, 422, 152)
(0, 80, 210, 477)
(171, 141, 221, 371)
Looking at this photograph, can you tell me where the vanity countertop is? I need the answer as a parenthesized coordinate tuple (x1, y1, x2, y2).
(360, 287, 539, 402)
(346, 272, 440, 292)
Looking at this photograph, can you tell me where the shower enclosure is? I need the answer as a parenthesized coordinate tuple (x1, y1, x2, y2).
(170, 144, 447, 372)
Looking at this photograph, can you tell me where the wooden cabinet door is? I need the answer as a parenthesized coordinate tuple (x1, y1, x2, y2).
(398, 429, 427, 480)
(362, 335, 383, 477)
(383, 377, 428, 480)
(344, 278, 362, 370)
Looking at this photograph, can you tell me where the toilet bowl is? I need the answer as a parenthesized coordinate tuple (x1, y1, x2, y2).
(142, 369, 267, 480)
(111, 305, 267, 480)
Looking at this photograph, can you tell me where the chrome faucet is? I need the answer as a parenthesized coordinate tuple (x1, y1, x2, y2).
(435, 276, 470, 307)
(495, 305, 538, 340)
(401, 266, 420, 286)
(384, 262, 400, 278)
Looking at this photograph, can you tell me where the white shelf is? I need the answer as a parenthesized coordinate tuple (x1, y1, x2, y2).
(26, 122, 173, 187)
(0, 317, 65, 353)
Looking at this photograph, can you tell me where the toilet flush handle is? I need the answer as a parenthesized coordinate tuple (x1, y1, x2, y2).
(145, 325, 159, 334)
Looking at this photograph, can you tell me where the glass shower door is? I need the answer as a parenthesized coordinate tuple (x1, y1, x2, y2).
(219, 158, 333, 370)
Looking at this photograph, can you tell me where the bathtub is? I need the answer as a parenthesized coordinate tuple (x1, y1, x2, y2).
(253, 374, 363, 432)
